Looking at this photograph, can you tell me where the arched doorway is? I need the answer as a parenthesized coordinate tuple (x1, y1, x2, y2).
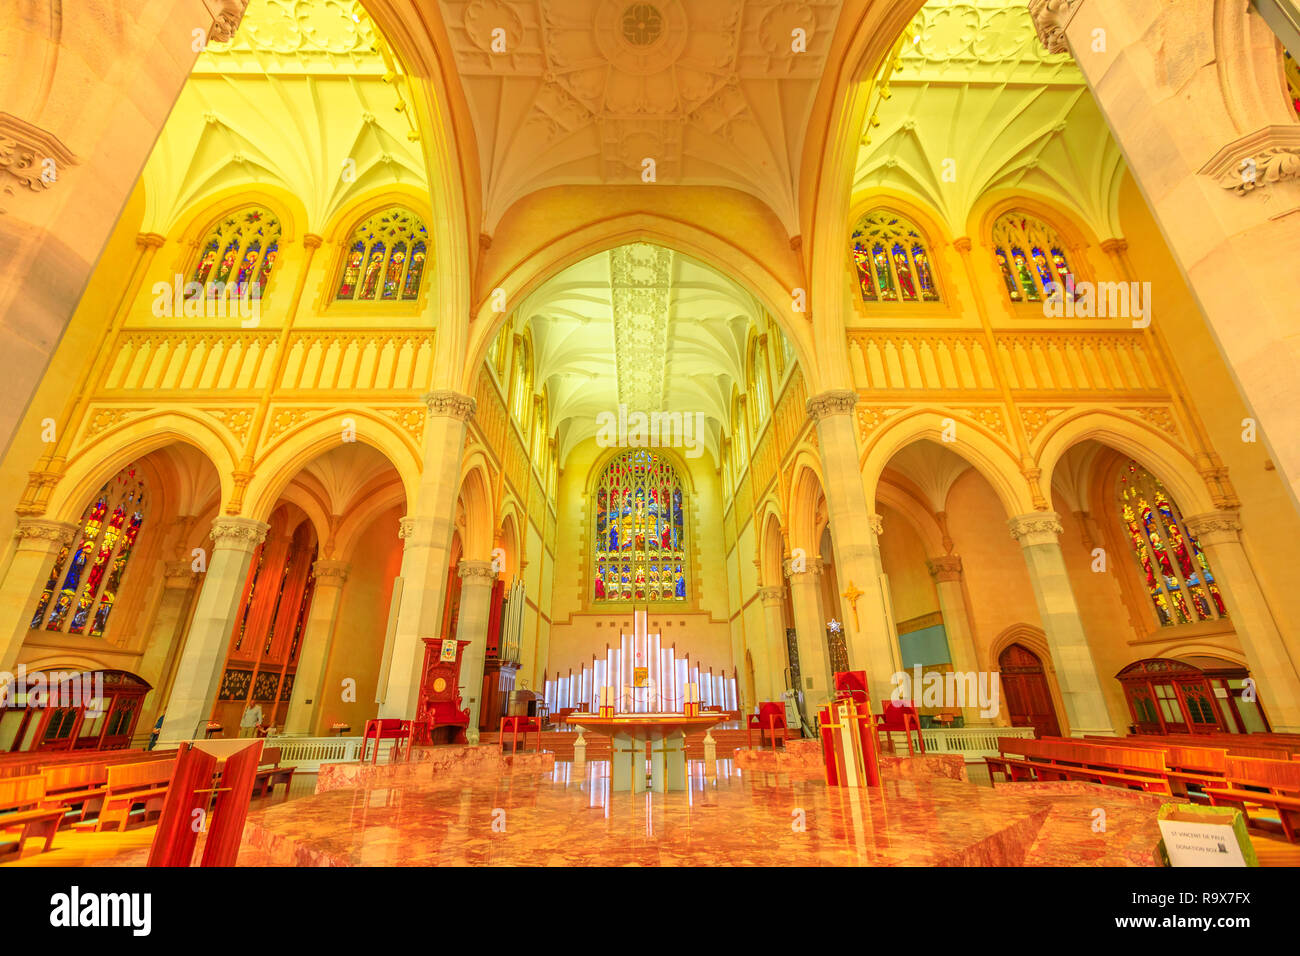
(998, 644, 1060, 739)
(1116, 658, 1269, 735)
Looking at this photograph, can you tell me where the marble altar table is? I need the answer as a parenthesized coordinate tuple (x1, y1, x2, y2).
(563, 712, 726, 792)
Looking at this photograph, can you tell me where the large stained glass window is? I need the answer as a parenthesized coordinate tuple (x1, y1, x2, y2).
(1117, 461, 1227, 627)
(850, 210, 941, 304)
(991, 211, 1075, 303)
(335, 207, 428, 302)
(189, 206, 280, 300)
(31, 465, 146, 638)
(593, 450, 687, 603)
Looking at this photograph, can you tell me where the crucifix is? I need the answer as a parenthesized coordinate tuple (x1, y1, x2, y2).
(841, 580, 863, 630)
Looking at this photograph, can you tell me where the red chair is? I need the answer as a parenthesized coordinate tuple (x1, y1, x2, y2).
(361, 718, 414, 764)
(876, 701, 925, 756)
(746, 702, 788, 750)
(498, 714, 543, 753)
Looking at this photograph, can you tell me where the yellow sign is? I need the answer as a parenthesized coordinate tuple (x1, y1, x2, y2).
(633, 667, 649, 687)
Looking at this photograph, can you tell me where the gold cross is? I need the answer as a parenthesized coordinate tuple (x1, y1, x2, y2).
(841, 580, 862, 630)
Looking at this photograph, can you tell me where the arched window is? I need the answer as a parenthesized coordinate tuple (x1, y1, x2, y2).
(592, 450, 687, 603)
(749, 342, 770, 428)
(850, 210, 941, 303)
(31, 465, 146, 638)
(991, 211, 1075, 303)
(1117, 461, 1227, 627)
(189, 206, 281, 299)
(335, 207, 428, 301)
(511, 339, 532, 428)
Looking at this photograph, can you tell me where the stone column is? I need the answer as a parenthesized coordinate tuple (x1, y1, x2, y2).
(1008, 512, 1116, 736)
(379, 390, 475, 718)
(158, 517, 267, 745)
(785, 558, 832, 717)
(807, 390, 899, 706)
(0, 519, 78, 672)
(1028, 0, 1300, 512)
(454, 560, 497, 745)
(283, 560, 350, 736)
(925, 555, 989, 724)
(1184, 510, 1300, 732)
(135, 560, 198, 726)
(757, 586, 789, 701)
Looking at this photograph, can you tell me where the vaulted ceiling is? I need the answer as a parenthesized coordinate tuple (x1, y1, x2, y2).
(519, 242, 773, 463)
(854, 0, 1126, 239)
(438, 0, 848, 235)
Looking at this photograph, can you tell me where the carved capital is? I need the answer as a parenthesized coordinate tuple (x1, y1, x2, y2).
(136, 232, 167, 250)
(1007, 511, 1064, 547)
(926, 555, 963, 583)
(868, 513, 884, 536)
(312, 559, 351, 585)
(1182, 510, 1242, 546)
(13, 518, 77, 547)
(1027, 0, 1081, 55)
(1199, 126, 1300, 195)
(209, 516, 269, 551)
(952, 236, 973, 254)
(0, 112, 79, 193)
(757, 586, 785, 606)
(458, 559, 496, 583)
(205, 0, 251, 43)
(423, 390, 477, 421)
(303, 233, 324, 250)
(805, 389, 858, 421)
(783, 555, 823, 579)
(1099, 238, 1129, 256)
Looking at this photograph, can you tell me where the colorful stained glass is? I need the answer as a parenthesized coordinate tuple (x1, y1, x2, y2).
(335, 208, 429, 301)
(593, 450, 686, 603)
(994, 249, 1020, 300)
(849, 211, 941, 305)
(912, 244, 939, 301)
(1010, 247, 1040, 302)
(891, 242, 918, 301)
(188, 208, 282, 301)
(851, 242, 877, 301)
(1117, 461, 1227, 628)
(992, 212, 1073, 303)
(31, 467, 145, 638)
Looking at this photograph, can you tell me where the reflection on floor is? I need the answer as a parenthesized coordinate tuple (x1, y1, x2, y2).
(5, 749, 1298, 867)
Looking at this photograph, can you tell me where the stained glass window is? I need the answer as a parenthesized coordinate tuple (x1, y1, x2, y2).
(189, 207, 280, 300)
(30, 465, 146, 638)
(850, 210, 942, 304)
(592, 450, 687, 603)
(750, 344, 770, 427)
(992, 212, 1075, 303)
(1117, 461, 1227, 627)
(334, 207, 428, 301)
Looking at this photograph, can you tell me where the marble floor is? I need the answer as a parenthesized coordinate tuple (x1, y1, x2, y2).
(236, 747, 1173, 866)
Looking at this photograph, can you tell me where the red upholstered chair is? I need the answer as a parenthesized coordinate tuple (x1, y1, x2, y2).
(361, 718, 412, 764)
(746, 702, 788, 750)
(876, 701, 925, 756)
(498, 714, 542, 753)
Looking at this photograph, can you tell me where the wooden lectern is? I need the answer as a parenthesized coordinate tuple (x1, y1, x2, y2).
(147, 739, 262, 867)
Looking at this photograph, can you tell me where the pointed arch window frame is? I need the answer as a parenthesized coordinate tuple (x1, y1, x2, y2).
(332, 206, 430, 305)
(186, 206, 282, 303)
(849, 208, 945, 310)
(990, 210, 1083, 307)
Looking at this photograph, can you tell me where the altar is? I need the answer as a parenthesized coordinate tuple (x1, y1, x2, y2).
(564, 712, 726, 792)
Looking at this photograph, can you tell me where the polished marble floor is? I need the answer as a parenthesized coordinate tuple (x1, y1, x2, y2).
(236, 751, 1171, 866)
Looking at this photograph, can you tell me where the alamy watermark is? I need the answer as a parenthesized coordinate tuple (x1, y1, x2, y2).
(595, 404, 705, 458)
(151, 275, 262, 327)
(0, 665, 106, 716)
(890, 666, 1000, 719)
(1044, 275, 1152, 328)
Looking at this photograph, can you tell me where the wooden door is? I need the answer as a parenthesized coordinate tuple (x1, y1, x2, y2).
(998, 644, 1060, 739)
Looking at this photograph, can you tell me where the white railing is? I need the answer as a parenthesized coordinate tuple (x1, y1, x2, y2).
(261, 735, 394, 771)
(882, 725, 1036, 761)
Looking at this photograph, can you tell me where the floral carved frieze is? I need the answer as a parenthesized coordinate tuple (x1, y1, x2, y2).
(1200, 126, 1300, 195)
(0, 112, 78, 194)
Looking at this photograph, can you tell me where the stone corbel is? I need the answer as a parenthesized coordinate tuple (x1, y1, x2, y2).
(0, 112, 79, 194)
(423, 390, 477, 422)
(1007, 511, 1064, 547)
(805, 389, 858, 421)
(1199, 126, 1300, 195)
(204, 0, 251, 44)
(1027, 0, 1082, 55)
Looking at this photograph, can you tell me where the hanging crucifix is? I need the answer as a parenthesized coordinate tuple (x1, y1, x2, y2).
(841, 580, 863, 631)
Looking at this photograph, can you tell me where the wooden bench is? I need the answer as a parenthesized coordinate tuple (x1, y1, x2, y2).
(253, 747, 294, 799)
(1081, 736, 1228, 797)
(92, 759, 176, 832)
(38, 752, 172, 820)
(0, 775, 63, 856)
(986, 737, 1171, 794)
(1204, 756, 1300, 842)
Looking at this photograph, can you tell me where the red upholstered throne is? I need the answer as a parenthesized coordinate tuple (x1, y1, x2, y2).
(415, 638, 471, 745)
(746, 702, 788, 750)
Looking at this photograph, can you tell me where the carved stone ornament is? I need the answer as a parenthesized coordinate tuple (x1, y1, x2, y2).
(13, 518, 77, 546)
(926, 555, 963, 583)
(869, 513, 884, 536)
(423, 390, 477, 421)
(805, 389, 858, 421)
(458, 559, 497, 582)
(782, 555, 823, 579)
(0, 112, 79, 193)
(757, 586, 785, 605)
(209, 517, 269, 550)
(1027, 0, 1081, 55)
(1007, 512, 1064, 546)
(1181, 510, 1242, 545)
(312, 559, 351, 585)
(398, 517, 417, 540)
(204, 0, 251, 43)
(1199, 126, 1300, 195)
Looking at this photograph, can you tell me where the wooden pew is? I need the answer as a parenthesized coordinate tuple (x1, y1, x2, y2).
(1204, 756, 1300, 842)
(253, 747, 294, 799)
(39, 752, 171, 822)
(986, 737, 1172, 794)
(1080, 736, 1227, 796)
(0, 775, 63, 856)
(93, 759, 176, 832)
